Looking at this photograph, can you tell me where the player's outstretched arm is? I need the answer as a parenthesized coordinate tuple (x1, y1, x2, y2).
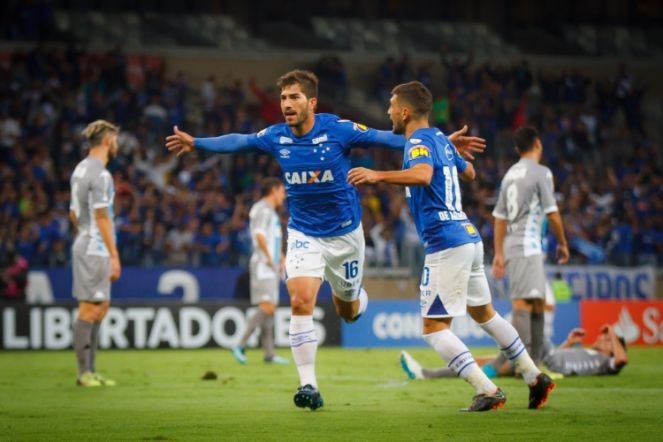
(372, 130, 407, 151)
(166, 126, 257, 156)
(448, 125, 486, 160)
(348, 164, 433, 186)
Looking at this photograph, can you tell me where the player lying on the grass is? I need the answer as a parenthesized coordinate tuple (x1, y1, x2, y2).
(347, 81, 554, 411)
(401, 324, 628, 380)
(166, 70, 485, 411)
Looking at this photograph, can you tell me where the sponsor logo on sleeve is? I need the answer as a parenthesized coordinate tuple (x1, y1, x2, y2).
(353, 122, 368, 132)
(257, 128, 267, 138)
(407, 145, 430, 160)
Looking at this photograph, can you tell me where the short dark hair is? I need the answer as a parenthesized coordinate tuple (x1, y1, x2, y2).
(391, 81, 433, 118)
(276, 70, 318, 99)
(261, 177, 283, 197)
(513, 126, 540, 154)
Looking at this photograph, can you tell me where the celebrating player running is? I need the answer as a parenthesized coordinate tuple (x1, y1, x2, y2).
(166, 70, 485, 411)
(348, 81, 554, 411)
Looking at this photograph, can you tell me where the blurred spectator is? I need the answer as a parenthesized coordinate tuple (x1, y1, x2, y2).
(315, 55, 348, 101)
(0, 44, 659, 271)
(0, 110, 21, 150)
(0, 251, 28, 302)
(165, 220, 196, 266)
(249, 78, 281, 125)
(194, 221, 221, 267)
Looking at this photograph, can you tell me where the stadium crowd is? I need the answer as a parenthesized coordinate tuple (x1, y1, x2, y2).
(0, 45, 660, 273)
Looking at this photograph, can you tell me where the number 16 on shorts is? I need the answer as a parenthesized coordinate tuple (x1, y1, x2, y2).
(343, 260, 358, 279)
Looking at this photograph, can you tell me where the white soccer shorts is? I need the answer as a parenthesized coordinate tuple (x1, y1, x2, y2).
(285, 225, 365, 302)
(420, 241, 492, 318)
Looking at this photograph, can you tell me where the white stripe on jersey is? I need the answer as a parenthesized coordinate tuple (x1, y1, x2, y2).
(86, 192, 110, 257)
(523, 194, 543, 257)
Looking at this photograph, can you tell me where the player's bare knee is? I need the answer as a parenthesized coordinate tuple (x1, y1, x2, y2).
(512, 299, 531, 311)
(530, 298, 545, 313)
(259, 302, 276, 316)
(290, 294, 313, 314)
(336, 306, 354, 321)
(96, 301, 110, 321)
(422, 317, 451, 335)
(332, 296, 356, 320)
(468, 304, 495, 323)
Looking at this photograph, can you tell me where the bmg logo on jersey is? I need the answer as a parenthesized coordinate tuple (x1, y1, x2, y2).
(284, 169, 334, 185)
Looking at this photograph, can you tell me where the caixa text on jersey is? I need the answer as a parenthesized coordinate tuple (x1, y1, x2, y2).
(284, 170, 334, 184)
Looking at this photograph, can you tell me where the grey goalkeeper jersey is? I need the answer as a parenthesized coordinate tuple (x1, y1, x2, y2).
(249, 199, 282, 273)
(543, 348, 621, 376)
(493, 158, 558, 259)
(69, 157, 115, 256)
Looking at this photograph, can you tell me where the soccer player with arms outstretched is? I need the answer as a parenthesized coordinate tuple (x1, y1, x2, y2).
(348, 81, 554, 411)
(166, 70, 484, 410)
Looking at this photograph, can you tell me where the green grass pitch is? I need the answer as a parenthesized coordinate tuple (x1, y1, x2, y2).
(1, 347, 661, 441)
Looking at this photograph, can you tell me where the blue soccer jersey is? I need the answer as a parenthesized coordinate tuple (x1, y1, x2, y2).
(246, 113, 397, 237)
(403, 127, 480, 254)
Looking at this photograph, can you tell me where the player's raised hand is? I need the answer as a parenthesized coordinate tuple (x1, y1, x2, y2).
(166, 126, 195, 156)
(600, 324, 613, 335)
(491, 254, 505, 279)
(347, 167, 379, 185)
(567, 328, 586, 345)
(448, 125, 486, 160)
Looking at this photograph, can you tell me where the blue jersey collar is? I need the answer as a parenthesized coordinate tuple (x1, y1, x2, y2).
(286, 114, 319, 139)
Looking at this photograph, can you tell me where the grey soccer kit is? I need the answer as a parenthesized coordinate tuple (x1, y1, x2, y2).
(543, 347, 622, 376)
(493, 158, 558, 299)
(249, 199, 282, 305)
(70, 157, 115, 301)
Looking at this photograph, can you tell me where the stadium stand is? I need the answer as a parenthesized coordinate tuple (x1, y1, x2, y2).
(0, 2, 661, 272)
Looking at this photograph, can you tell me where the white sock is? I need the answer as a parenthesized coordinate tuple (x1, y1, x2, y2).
(289, 315, 318, 388)
(544, 310, 554, 342)
(479, 312, 540, 385)
(357, 287, 368, 317)
(424, 329, 497, 395)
